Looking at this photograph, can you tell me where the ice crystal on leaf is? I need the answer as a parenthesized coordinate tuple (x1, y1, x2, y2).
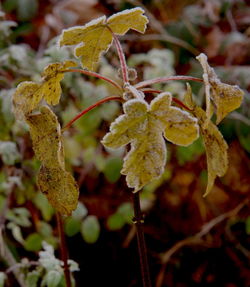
(59, 8, 148, 70)
(197, 53, 244, 125)
(102, 92, 199, 191)
(185, 84, 228, 196)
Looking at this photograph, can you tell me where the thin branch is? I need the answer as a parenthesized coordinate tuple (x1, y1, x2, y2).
(62, 96, 123, 131)
(112, 34, 129, 84)
(135, 76, 203, 89)
(156, 199, 248, 287)
(56, 212, 71, 287)
(63, 68, 123, 92)
(132, 192, 152, 287)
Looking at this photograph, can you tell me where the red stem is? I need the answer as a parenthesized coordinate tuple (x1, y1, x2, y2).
(142, 88, 192, 111)
(112, 34, 129, 84)
(56, 213, 71, 287)
(135, 76, 203, 89)
(63, 68, 123, 92)
(63, 96, 123, 131)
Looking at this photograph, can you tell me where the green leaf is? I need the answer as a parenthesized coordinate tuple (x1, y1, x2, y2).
(81, 215, 100, 244)
(65, 217, 81, 237)
(176, 137, 204, 165)
(103, 157, 123, 183)
(26, 270, 40, 287)
(107, 213, 125, 230)
(33, 193, 54, 221)
(24, 233, 43, 251)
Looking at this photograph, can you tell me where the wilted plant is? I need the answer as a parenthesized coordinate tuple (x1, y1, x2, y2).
(12, 7, 244, 287)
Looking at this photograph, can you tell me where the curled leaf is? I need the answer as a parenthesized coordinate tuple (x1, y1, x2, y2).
(40, 60, 77, 105)
(197, 53, 244, 125)
(102, 92, 199, 191)
(184, 85, 228, 196)
(59, 8, 148, 70)
(13, 61, 77, 119)
(25, 106, 64, 168)
(37, 166, 79, 216)
(12, 81, 41, 120)
(26, 106, 79, 215)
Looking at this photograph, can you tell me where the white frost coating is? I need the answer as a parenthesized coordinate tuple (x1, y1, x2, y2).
(123, 98, 148, 115)
(108, 7, 149, 34)
(58, 16, 106, 48)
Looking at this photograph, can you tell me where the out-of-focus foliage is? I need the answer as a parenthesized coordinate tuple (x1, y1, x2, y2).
(0, 0, 249, 286)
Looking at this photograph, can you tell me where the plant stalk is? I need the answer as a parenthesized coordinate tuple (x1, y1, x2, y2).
(112, 33, 129, 83)
(63, 68, 123, 92)
(132, 192, 152, 287)
(62, 96, 123, 131)
(56, 213, 71, 287)
(135, 75, 203, 89)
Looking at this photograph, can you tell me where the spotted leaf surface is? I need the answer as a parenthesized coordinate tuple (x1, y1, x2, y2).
(197, 53, 244, 125)
(59, 8, 148, 70)
(26, 106, 79, 215)
(102, 92, 199, 191)
(40, 60, 77, 105)
(185, 85, 228, 196)
(13, 81, 41, 120)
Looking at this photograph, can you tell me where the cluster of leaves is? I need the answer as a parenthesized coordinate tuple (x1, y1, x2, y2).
(0, 241, 79, 287)
(0, 2, 249, 286)
(12, 7, 244, 215)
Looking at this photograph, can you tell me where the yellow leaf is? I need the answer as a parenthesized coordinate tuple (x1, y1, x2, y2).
(25, 106, 79, 215)
(197, 53, 244, 125)
(13, 61, 77, 119)
(150, 93, 199, 146)
(37, 166, 79, 216)
(102, 93, 199, 191)
(25, 106, 64, 168)
(108, 8, 148, 35)
(59, 8, 148, 70)
(184, 86, 228, 196)
(39, 60, 77, 105)
(12, 81, 42, 120)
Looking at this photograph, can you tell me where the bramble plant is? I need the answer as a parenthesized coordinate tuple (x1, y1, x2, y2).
(12, 7, 244, 287)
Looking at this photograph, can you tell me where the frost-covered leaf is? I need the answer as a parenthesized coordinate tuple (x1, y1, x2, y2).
(197, 53, 244, 125)
(26, 106, 79, 215)
(185, 85, 228, 196)
(12, 81, 41, 120)
(13, 61, 77, 119)
(45, 270, 62, 287)
(59, 8, 148, 70)
(25, 106, 63, 168)
(0, 141, 21, 165)
(102, 92, 199, 191)
(37, 166, 79, 216)
(39, 60, 77, 105)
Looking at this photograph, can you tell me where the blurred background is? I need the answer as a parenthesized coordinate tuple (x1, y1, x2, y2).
(0, 0, 250, 286)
